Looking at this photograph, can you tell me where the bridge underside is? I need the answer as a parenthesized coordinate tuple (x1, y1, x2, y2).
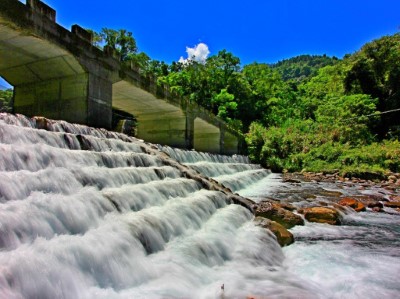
(112, 81, 238, 154)
(0, 24, 112, 128)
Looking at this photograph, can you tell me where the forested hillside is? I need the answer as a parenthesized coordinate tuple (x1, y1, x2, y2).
(270, 54, 339, 83)
(157, 32, 400, 177)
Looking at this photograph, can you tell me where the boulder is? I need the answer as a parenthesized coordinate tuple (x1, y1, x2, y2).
(255, 217, 294, 247)
(255, 202, 304, 229)
(338, 197, 366, 212)
(301, 207, 342, 225)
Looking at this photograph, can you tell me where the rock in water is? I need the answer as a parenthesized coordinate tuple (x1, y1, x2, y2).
(255, 202, 304, 228)
(338, 197, 366, 212)
(301, 207, 342, 225)
(255, 217, 294, 247)
(384, 201, 400, 208)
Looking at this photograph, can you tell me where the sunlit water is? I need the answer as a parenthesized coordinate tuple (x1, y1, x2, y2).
(237, 174, 400, 299)
(0, 113, 321, 299)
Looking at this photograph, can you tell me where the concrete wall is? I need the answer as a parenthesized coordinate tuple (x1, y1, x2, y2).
(221, 130, 239, 155)
(14, 73, 88, 123)
(194, 118, 220, 154)
(137, 111, 187, 148)
(87, 74, 112, 128)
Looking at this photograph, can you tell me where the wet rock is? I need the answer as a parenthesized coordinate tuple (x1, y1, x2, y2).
(338, 197, 366, 212)
(255, 217, 294, 247)
(34, 116, 49, 130)
(390, 195, 400, 202)
(352, 195, 384, 209)
(277, 202, 297, 211)
(255, 202, 304, 229)
(318, 190, 343, 198)
(384, 201, 400, 209)
(372, 207, 383, 212)
(301, 207, 342, 225)
(283, 178, 302, 184)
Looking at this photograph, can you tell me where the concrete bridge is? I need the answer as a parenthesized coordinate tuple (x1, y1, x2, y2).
(0, 0, 241, 154)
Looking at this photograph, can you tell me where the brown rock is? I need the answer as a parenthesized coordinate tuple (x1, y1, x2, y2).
(284, 178, 302, 184)
(372, 207, 382, 212)
(34, 116, 49, 130)
(390, 196, 400, 202)
(301, 207, 342, 225)
(255, 217, 294, 247)
(384, 201, 400, 208)
(338, 197, 366, 212)
(319, 190, 343, 198)
(255, 202, 304, 229)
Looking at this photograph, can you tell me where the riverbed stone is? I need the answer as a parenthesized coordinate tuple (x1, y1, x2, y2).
(301, 207, 342, 225)
(390, 195, 400, 202)
(384, 201, 400, 208)
(255, 217, 294, 247)
(255, 202, 304, 229)
(338, 197, 366, 212)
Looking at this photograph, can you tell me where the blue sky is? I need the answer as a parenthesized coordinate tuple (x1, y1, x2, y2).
(1, 0, 399, 89)
(41, 0, 399, 64)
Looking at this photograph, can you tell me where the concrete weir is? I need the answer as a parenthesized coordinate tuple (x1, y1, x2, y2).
(0, 0, 241, 154)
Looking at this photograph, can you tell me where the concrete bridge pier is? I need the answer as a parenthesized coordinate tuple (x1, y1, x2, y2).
(13, 72, 113, 129)
(185, 109, 195, 150)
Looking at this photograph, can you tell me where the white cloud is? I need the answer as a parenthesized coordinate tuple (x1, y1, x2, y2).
(179, 43, 210, 64)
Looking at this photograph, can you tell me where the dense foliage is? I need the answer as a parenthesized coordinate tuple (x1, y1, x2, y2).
(270, 54, 339, 83)
(157, 32, 400, 177)
(0, 89, 12, 112)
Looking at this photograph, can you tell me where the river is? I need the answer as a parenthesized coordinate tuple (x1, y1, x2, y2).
(0, 113, 399, 299)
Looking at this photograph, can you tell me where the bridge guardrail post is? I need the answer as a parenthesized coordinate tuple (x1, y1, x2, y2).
(27, 0, 56, 22)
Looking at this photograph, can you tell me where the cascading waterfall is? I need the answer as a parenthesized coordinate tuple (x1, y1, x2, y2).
(159, 146, 271, 193)
(0, 113, 318, 299)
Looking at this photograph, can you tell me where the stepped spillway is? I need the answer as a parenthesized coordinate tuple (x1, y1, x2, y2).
(0, 113, 317, 299)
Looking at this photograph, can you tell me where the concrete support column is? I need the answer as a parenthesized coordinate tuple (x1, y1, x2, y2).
(219, 126, 225, 154)
(185, 110, 195, 149)
(87, 74, 112, 129)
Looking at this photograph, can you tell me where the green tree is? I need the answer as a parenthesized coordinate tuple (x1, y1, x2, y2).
(99, 28, 137, 61)
(0, 89, 13, 112)
(344, 33, 400, 138)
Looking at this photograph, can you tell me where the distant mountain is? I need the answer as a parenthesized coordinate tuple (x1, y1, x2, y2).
(270, 54, 340, 83)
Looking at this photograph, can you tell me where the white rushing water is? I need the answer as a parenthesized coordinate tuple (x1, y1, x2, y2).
(0, 113, 321, 299)
(236, 173, 400, 299)
(284, 211, 400, 299)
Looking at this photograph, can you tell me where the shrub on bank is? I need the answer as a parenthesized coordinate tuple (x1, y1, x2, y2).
(246, 121, 400, 178)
